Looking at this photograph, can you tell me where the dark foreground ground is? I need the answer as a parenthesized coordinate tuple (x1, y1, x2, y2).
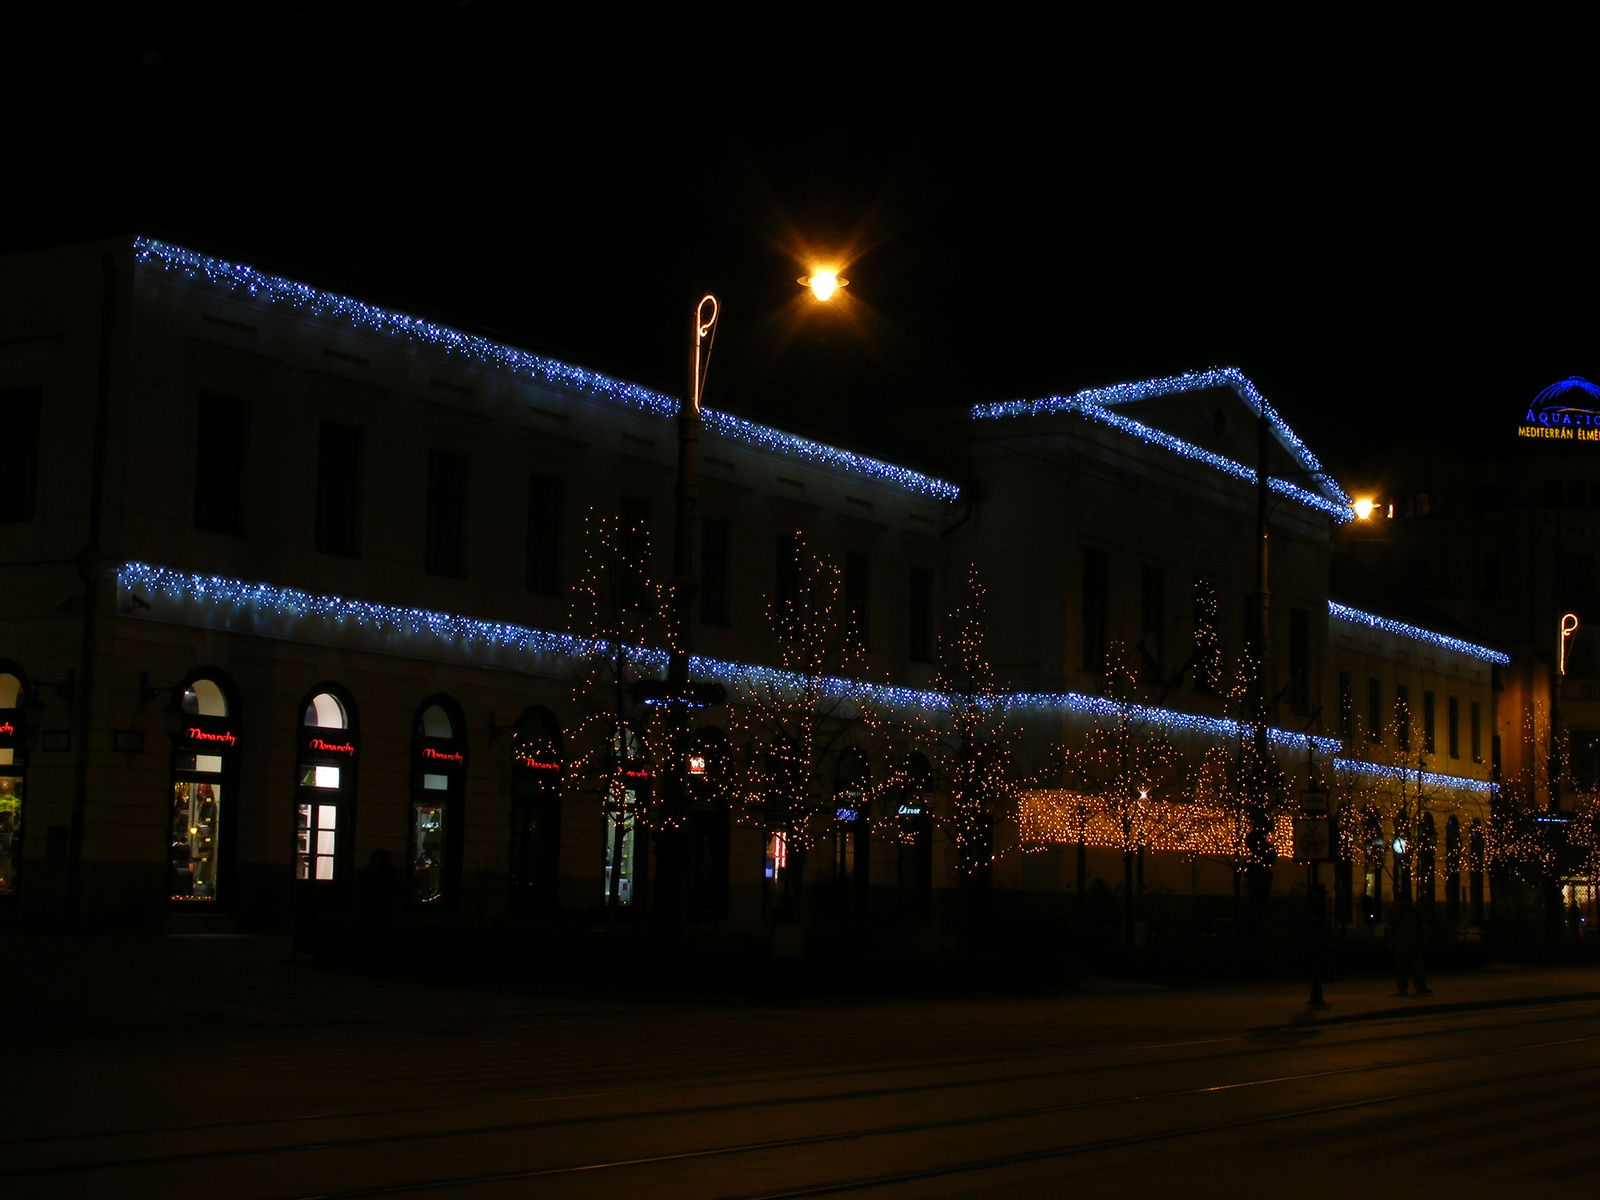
(5, 934, 1599, 1199)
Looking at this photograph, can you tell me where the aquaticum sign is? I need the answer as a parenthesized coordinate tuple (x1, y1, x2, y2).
(1519, 377, 1600, 442)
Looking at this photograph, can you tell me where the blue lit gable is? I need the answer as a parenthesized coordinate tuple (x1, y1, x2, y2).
(971, 368, 1352, 519)
(131, 237, 963, 502)
(1328, 602, 1509, 665)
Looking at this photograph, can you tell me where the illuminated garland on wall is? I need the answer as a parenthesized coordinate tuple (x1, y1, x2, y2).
(1332, 757, 1494, 796)
(1328, 601, 1509, 664)
(130, 237, 962, 502)
(970, 367, 1351, 520)
(120, 562, 1358, 757)
(1018, 789, 1297, 859)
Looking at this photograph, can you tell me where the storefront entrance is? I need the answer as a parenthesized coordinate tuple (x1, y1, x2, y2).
(0, 668, 26, 903)
(168, 675, 240, 908)
(603, 725, 649, 907)
(293, 688, 358, 915)
(411, 697, 465, 909)
(509, 707, 562, 916)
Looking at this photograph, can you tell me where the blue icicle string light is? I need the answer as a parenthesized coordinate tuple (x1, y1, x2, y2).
(971, 367, 1352, 520)
(124, 562, 1495, 795)
(122, 562, 1367, 759)
(1332, 757, 1494, 796)
(1328, 601, 1509, 664)
(131, 237, 962, 502)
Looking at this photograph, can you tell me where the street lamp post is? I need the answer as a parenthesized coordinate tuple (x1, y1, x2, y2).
(641, 295, 725, 943)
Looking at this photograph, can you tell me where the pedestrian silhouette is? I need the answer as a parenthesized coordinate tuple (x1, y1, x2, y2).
(1388, 894, 1430, 996)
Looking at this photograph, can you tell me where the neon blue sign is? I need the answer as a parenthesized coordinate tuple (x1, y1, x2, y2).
(1520, 376, 1600, 442)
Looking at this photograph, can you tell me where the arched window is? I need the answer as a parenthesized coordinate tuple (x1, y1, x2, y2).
(1468, 817, 1486, 924)
(898, 752, 934, 921)
(687, 726, 731, 921)
(294, 686, 359, 912)
(1445, 815, 1462, 926)
(1393, 810, 1413, 902)
(169, 671, 241, 907)
(1360, 806, 1384, 926)
(509, 706, 563, 915)
(411, 696, 466, 908)
(762, 736, 802, 890)
(0, 666, 27, 899)
(833, 748, 870, 908)
(602, 724, 649, 907)
(1418, 813, 1437, 916)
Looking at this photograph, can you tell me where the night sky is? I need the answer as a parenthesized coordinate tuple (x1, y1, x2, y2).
(10, 5, 1596, 474)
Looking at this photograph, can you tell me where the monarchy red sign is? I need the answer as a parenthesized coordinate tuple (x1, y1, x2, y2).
(423, 746, 463, 763)
(308, 737, 355, 756)
(183, 725, 238, 748)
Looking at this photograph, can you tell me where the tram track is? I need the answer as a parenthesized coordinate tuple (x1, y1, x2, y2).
(10, 989, 1595, 1159)
(9, 1024, 1598, 1185)
(272, 1052, 1600, 1200)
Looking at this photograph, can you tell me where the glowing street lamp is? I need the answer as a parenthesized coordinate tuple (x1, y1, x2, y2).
(1352, 498, 1375, 520)
(799, 267, 848, 303)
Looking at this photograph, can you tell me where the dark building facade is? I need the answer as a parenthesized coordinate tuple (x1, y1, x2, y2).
(0, 236, 1508, 940)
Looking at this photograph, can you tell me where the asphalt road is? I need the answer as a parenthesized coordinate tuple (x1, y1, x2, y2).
(5, 936, 1599, 1199)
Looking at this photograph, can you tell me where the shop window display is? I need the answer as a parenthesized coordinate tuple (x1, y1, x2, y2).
(295, 690, 355, 895)
(169, 677, 233, 904)
(603, 725, 649, 906)
(0, 670, 22, 896)
(410, 699, 465, 909)
(509, 707, 563, 915)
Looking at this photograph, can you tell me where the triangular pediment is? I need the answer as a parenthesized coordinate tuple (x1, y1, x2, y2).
(971, 367, 1349, 517)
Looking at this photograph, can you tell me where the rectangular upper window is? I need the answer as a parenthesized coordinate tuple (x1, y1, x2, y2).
(1288, 606, 1310, 715)
(774, 533, 799, 637)
(1338, 671, 1353, 738)
(845, 552, 871, 651)
(1396, 683, 1411, 752)
(1139, 566, 1164, 683)
(1367, 678, 1382, 742)
(1448, 696, 1460, 759)
(0, 386, 41, 524)
(700, 518, 730, 627)
(1470, 701, 1481, 763)
(1082, 549, 1108, 673)
(525, 474, 562, 595)
(194, 394, 247, 535)
(908, 566, 933, 663)
(1423, 690, 1436, 754)
(1193, 580, 1221, 694)
(314, 423, 361, 557)
(424, 450, 466, 577)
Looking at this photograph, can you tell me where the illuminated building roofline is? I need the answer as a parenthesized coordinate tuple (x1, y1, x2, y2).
(1331, 757, 1494, 796)
(971, 367, 1352, 519)
(1328, 601, 1509, 664)
(119, 561, 1339, 752)
(131, 237, 961, 502)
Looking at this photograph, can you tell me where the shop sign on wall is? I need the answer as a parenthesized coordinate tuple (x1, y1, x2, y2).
(179, 717, 239, 751)
(1519, 377, 1600, 442)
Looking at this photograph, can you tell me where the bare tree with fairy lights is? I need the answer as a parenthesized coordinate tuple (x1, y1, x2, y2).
(1062, 644, 1184, 947)
(1486, 719, 1565, 934)
(1333, 697, 1493, 935)
(567, 509, 671, 912)
(727, 531, 889, 927)
(907, 565, 1031, 919)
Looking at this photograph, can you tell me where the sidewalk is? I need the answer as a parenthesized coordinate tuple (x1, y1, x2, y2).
(5, 929, 1598, 1040)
